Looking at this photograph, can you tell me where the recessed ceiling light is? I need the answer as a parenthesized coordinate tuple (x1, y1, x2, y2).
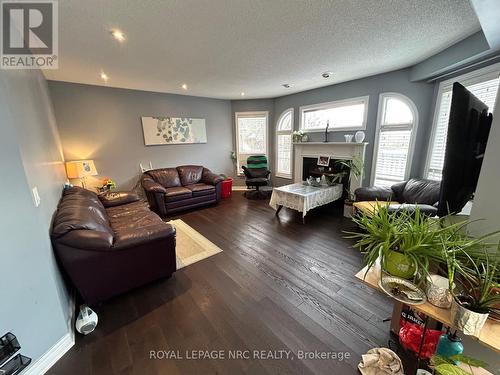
(240, 92, 245, 96)
(282, 84, 291, 88)
(110, 29, 125, 42)
(181, 83, 188, 90)
(100, 72, 109, 81)
(322, 72, 333, 79)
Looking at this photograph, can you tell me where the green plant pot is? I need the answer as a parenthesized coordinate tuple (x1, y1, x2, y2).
(382, 250, 416, 279)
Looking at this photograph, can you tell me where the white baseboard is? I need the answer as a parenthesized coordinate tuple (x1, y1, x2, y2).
(24, 293, 76, 375)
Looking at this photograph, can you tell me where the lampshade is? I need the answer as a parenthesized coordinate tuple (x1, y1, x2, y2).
(65, 160, 98, 179)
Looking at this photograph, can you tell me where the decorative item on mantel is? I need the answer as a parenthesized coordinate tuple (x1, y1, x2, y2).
(292, 130, 306, 143)
(355, 130, 365, 143)
(344, 134, 353, 143)
(324, 120, 330, 142)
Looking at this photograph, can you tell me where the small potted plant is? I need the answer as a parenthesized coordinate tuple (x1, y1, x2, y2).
(292, 130, 305, 143)
(445, 244, 500, 336)
(335, 156, 363, 218)
(96, 178, 116, 193)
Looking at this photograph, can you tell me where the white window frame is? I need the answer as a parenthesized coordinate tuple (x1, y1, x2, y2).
(275, 108, 294, 179)
(299, 95, 369, 132)
(234, 111, 269, 176)
(424, 62, 500, 179)
(370, 93, 419, 186)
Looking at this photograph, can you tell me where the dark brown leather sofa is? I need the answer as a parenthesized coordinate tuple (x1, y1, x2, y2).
(141, 165, 223, 217)
(51, 187, 176, 305)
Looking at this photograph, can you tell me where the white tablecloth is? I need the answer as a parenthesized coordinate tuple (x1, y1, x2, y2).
(269, 183, 343, 217)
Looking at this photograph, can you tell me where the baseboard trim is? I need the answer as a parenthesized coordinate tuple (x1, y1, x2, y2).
(23, 332, 74, 375)
(24, 293, 76, 375)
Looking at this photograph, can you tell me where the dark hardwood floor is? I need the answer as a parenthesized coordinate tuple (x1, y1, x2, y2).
(48, 192, 392, 375)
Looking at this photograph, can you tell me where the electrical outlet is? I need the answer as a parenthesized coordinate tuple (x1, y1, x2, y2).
(31, 187, 41, 207)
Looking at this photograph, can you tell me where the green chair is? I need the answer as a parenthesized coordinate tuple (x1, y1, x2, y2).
(242, 155, 271, 199)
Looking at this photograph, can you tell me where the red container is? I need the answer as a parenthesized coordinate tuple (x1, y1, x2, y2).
(221, 178, 233, 199)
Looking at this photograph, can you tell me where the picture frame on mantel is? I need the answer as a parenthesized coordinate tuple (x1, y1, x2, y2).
(141, 116, 207, 146)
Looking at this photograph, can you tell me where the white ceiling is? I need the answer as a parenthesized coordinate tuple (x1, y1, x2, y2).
(44, 0, 481, 99)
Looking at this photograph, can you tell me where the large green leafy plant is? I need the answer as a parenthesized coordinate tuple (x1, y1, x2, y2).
(431, 354, 488, 375)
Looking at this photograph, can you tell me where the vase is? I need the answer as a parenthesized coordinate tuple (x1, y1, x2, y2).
(426, 274, 453, 308)
(355, 131, 365, 143)
(382, 250, 416, 279)
(301, 134, 309, 142)
(344, 134, 353, 143)
(451, 297, 489, 336)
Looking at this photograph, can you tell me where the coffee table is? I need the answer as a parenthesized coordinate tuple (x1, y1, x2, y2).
(269, 182, 343, 223)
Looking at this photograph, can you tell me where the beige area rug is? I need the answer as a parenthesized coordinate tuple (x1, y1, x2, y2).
(167, 219, 223, 269)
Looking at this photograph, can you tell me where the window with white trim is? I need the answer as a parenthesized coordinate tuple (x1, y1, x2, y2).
(275, 109, 293, 178)
(300, 96, 369, 132)
(426, 65, 500, 180)
(372, 94, 418, 187)
(235, 111, 268, 174)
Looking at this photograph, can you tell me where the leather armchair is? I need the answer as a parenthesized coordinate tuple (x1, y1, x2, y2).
(51, 187, 176, 305)
(354, 178, 441, 216)
(142, 165, 223, 217)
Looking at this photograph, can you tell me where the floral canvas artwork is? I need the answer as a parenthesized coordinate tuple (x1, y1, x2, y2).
(141, 116, 207, 145)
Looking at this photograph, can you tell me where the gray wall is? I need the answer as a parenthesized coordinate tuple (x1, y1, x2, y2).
(231, 68, 435, 187)
(0, 70, 70, 363)
(49, 82, 234, 190)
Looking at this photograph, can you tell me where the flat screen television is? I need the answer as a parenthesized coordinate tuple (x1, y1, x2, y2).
(437, 82, 493, 216)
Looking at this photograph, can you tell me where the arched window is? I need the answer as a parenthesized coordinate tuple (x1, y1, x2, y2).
(276, 109, 293, 178)
(371, 93, 418, 187)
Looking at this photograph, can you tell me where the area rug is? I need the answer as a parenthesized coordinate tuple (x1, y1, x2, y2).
(167, 219, 223, 269)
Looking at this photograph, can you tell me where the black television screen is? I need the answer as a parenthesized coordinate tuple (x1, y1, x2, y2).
(437, 82, 493, 216)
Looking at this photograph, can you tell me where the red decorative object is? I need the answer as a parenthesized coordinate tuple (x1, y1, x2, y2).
(399, 322, 441, 359)
(221, 177, 233, 199)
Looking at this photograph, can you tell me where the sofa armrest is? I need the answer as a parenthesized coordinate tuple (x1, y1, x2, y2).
(142, 177, 167, 193)
(355, 186, 393, 202)
(56, 230, 113, 251)
(113, 223, 176, 250)
(99, 191, 140, 207)
(202, 168, 223, 185)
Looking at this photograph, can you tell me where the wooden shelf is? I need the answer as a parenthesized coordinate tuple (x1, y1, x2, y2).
(355, 266, 500, 353)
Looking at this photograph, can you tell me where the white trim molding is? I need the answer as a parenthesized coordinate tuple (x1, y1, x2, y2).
(370, 92, 419, 186)
(299, 95, 369, 132)
(275, 108, 294, 179)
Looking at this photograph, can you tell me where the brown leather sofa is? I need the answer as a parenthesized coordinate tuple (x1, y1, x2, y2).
(51, 187, 176, 305)
(141, 165, 223, 217)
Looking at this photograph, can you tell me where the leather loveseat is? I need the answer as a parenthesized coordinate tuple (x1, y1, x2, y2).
(354, 178, 441, 216)
(51, 187, 176, 305)
(141, 165, 223, 217)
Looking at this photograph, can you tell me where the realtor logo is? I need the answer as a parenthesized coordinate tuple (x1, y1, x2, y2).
(1, 0, 58, 69)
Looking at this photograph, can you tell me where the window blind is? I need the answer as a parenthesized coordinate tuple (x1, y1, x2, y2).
(427, 75, 500, 180)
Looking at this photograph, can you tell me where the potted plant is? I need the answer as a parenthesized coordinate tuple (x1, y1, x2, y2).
(431, 354, 488, 375)
(445, 244, 500, 336)
(335, 156, 363, 218)
(348, 206, 446, 280)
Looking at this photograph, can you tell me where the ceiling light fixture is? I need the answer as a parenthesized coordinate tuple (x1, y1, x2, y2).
(181, 83, 188, 90)
(100, 72, 109, 81)
(240, 92, 245, 96)
(322, 72, 333, 79)
(110, 29, 126, 42)
(282, 84, 291, 88)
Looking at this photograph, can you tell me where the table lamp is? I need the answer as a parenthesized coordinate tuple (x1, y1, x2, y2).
(65, 160, 98, 188)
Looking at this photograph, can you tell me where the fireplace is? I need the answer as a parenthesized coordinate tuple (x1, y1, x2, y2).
(302, 157, 350, 200)
(293, 141, 368, 196)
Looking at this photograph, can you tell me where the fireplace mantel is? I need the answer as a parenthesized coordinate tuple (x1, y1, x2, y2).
(293, 142, 368, 193)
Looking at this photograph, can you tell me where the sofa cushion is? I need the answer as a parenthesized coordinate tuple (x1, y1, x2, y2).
(177, 165, 203, 185)
(164, 186, 192, 202)
(147, 168, 181, 188)
(52, 187, 113, 239)
(99, 191, 140, 207)
(185, 183, 216, 197)
(401, 179, 441, 205)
